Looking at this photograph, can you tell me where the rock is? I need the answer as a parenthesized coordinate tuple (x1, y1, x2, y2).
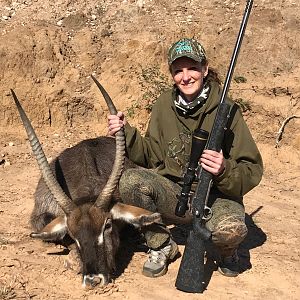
(57, 19, 63, 26)
(4, 160, 11, 167)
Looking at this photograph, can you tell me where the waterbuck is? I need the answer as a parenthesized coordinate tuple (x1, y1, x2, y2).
(11, 76, 161, 288)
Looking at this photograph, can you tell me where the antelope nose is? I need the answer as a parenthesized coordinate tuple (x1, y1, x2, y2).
(82, 274, 106, 289)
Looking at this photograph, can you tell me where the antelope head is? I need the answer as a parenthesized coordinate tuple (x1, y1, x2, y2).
(11, 76, 161, 288)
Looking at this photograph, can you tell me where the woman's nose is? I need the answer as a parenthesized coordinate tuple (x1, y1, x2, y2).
(182, 70, 191, 82)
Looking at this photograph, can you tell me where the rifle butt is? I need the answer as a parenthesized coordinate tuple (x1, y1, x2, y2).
(175, 231, 206, 293)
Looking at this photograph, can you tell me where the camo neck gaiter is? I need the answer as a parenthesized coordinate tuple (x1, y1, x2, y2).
(174, 82, 210, 115)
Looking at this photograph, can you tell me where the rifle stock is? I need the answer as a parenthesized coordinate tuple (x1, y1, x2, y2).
(175, 230, 206, 292)
(175, 0, 254, 293)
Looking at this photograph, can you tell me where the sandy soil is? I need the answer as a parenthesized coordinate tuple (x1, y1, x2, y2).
(1, 0, 300, 299)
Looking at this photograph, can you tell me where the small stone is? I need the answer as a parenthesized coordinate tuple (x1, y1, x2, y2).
(4, 160, 11, 167)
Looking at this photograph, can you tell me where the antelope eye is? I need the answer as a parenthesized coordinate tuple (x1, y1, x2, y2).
(104, 219, 112, 230)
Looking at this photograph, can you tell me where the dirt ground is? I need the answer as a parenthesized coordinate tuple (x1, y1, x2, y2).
(0, 0, 300, 299)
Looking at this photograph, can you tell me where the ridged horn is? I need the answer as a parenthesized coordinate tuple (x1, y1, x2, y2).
(11, 89, 76, 215)
(91, 75, 125, 210)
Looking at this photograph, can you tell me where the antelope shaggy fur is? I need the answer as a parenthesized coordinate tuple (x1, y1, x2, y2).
(11, 76, 161, 288)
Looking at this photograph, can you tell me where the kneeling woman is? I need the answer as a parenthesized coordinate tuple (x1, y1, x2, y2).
(107, 38, 263, 278)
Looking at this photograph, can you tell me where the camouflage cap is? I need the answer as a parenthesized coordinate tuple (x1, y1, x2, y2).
(168, 38, 207, 65)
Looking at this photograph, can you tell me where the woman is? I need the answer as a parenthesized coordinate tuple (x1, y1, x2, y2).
(108, 38, 263, 278)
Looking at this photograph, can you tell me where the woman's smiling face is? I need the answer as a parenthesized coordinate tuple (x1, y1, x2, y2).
(170, 56, 208, 102)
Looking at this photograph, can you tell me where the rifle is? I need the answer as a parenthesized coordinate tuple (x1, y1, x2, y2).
(175, 0, 254, 293)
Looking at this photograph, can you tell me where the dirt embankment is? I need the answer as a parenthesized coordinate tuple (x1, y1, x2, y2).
(0, 0, 299, 299)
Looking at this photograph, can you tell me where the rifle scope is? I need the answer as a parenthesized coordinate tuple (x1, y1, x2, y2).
(175, 128, 209, 217)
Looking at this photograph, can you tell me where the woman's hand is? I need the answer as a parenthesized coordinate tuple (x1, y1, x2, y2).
(107, 111, 127, 136)
(200, 149, 225, 176)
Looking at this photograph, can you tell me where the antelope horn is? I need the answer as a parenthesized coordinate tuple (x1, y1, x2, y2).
(11, 89, 76, 215)
(91, 75, 125, 210)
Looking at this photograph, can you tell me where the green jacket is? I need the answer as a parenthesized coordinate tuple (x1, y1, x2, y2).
(124, 81, 263, 198)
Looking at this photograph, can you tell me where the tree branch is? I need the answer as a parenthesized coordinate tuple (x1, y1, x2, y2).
(275, 115, 300, 148)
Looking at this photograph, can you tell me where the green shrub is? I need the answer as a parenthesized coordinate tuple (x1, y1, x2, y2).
(234, 76, 247, 83)
(234, 98, 251, 112)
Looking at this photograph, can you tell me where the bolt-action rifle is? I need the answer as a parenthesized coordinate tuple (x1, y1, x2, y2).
(174, 0, 254, 293)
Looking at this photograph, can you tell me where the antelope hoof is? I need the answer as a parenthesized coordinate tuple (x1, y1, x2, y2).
(30, 231, 53, 240)
(82, 274, 107, 289)
(30, 228, 67, 241)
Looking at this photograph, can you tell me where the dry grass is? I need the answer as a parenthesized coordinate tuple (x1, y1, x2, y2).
(0, 279, 16, 300)
(0, 276, 30, 300)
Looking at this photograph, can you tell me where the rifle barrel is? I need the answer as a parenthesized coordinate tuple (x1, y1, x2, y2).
(219, 0, 253, 106)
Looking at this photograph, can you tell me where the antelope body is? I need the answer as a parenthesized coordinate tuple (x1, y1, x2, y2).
(11, 77, 161, 288)
(32, 137, 137, 232)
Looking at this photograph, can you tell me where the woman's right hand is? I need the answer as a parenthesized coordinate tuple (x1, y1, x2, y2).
(108, 111, 127, 136)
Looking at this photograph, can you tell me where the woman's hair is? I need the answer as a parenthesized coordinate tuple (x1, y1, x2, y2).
(206, 67, 221, 85)
(201, 58, 221, 85)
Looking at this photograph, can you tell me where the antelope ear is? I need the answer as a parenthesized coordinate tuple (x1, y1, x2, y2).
(30, 215, 68, 241)
(110, 202, 162, 228)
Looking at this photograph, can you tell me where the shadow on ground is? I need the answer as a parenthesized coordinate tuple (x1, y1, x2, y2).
(170, 205, 267, 289)
(113, 224, 148, 279)
(239, 206, 267, 272)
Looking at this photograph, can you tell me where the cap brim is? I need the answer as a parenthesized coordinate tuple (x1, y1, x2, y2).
(169, 53, 202, 65)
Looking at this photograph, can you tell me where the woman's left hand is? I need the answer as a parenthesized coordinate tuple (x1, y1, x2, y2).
(200, 149, 225, 176)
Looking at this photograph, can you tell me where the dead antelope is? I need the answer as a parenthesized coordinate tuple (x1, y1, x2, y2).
(11, 76, 161, 288)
